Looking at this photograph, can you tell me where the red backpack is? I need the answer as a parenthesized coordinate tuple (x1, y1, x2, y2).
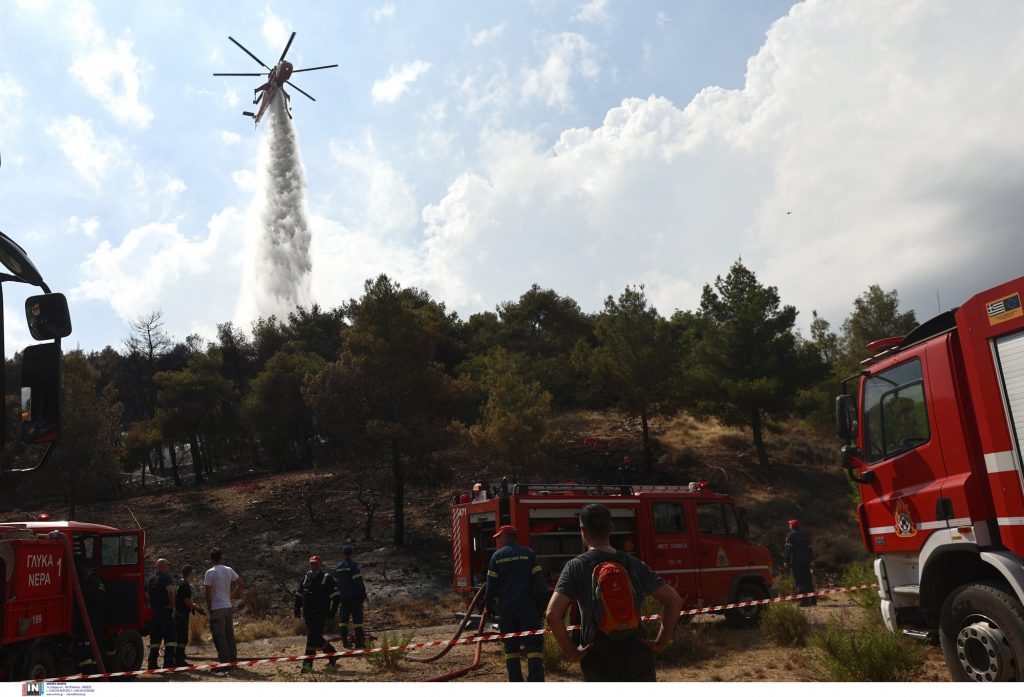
(592, 558, 639, 639)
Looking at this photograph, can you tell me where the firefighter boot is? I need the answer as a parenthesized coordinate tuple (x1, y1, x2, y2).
(175, 645, 191, 667)
(163, 643, 177, 669)
(340, 626, 352, 649)
(325, 641, 338, 667)
(504, 652, 524, 682)
(526, 654, 545, 682)
(354, 626, 365, 650)
(301, 645, 315, 673)
(148, 646, 161, 671)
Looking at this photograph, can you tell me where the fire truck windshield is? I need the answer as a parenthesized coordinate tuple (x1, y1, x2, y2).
(863, 359, 931, 462)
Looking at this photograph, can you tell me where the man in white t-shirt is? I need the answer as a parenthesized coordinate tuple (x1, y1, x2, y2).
(203, 548, 245, 666)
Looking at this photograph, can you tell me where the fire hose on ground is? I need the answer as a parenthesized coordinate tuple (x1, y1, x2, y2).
(27, 583, 878, 684)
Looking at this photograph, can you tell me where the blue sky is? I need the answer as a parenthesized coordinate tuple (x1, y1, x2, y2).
(3, 0, 1024, 352)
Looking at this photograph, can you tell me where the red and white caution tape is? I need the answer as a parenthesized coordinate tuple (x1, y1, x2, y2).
(31, 582, 878, 683)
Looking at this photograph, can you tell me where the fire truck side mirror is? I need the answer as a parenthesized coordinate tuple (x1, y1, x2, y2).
(835, 394, 857, 442)
(20, 342, 61, 445)
(841, 444, 875, 485)
(25, 293, 72, 340)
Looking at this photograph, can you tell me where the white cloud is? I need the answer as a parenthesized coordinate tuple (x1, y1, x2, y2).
(261, 8, 289, 51)
(459, 65, 514, 120)
(224, 87, 240, 108)
(373, 3, 396, 22)
(0, 74, 25, 142)
(415, 0, 1024, 330)
(45, 115, 124, 186)
(75, 210, 246, 326)
(329, 136, 419, 236)
(521, 33, 599, 108)
(65, 1, 152, 128)
(655, 11, 670, 27)
(372, 60, 432, 104)
(67, 216, 100, 239)
(220, 130, 242, 145)
(573, 0, 611, 24)
(471, 22, 506, 47)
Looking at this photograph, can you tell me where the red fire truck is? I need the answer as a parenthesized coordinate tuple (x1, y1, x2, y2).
(836, 275, 1024, 681)
(0, 520, 148, 680)
(451, 482, 775, 625)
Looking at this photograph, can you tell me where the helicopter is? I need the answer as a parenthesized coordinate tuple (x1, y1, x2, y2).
(213, 31, 337, 126)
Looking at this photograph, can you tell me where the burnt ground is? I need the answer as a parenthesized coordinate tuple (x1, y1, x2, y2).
(3, 410, 951, 682)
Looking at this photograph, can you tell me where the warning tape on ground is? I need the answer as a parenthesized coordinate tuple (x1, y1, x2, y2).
(30, 583, 878, 683)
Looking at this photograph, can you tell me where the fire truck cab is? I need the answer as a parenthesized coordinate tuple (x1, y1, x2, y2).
(451, 482, 774, 625)
(0, 520, 147, 680)
(836, 275, 1024, 681)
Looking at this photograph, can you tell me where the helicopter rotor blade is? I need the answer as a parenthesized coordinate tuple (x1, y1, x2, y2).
(291, 64, 339, 73)
(286, 81, 316, 101)
(278, 32, 296, 64)
(213, 72, 265, 76)
(228, 36, 271, 70)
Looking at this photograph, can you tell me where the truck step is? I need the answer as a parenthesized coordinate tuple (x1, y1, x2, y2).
(901, 628, 937, 643)
(891, 584, 920, 596)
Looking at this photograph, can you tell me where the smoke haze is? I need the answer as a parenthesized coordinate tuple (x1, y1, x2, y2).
(236, 95, 313, 326)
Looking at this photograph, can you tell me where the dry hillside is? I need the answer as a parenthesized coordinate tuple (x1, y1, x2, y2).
(1, 410, 950, 681)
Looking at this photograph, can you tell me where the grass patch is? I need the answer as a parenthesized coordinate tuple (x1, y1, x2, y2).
(654, 621, 714, 665)
(542, 631, 569, 674)
(242, 587, 275, 616)
(810, 617, 925, 681)
(362, 633, 413, 673)
(392, 594, 464, 627)
(760, 601, 810, 646)
(235, 616, 293, 642)
(188, 611, 207, 644)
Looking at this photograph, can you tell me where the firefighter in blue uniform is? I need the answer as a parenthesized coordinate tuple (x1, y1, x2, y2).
(294, 555, 341, 672)
(146, 558, 178, 670)
(485, 525, 548, 682)
(783, 519, 816, 606)
(334, 545, 368, 649)
(74, 561, 106, 674)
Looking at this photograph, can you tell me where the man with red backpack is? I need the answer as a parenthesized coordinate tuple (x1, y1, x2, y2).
(485, 525, 549, 682)
(546, 504, 683, 681)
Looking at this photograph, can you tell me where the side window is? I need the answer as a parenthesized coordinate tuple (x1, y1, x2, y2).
(652, 503, 685, 534)
(696, 504, 726, 536)
(723, 506, 740, 537)
(101, 535, 140, 566)
(863, 359, 930, 464)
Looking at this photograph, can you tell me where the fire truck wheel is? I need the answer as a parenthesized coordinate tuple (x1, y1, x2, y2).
(725, 582, 766, 628)
(940, 582, 1024, 682)
(113, 629, 145, 673)
(23, 644, 56, 681)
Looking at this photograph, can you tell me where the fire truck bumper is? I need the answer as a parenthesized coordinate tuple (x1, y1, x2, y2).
(879, 599, 898, 632)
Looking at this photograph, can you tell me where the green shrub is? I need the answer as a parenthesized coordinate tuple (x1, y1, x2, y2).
(813, 531, 869, 573)
(542, 631, 568, 673)
(774, 572, 796, 597)
(842, 562, 880, 619)
(362, 633, 413, 673)
(760, 601, 810, 646)
(654, 621, 713, 665)
(810, 617, 925, 681)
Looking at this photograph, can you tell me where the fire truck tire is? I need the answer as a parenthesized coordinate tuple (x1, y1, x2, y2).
(113, 629, 144, 673)
(22, 644, 56, 681)
(939, 582, 1024, 682)
(725, 582, 766, 628)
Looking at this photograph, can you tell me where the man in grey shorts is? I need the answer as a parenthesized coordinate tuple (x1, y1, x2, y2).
(203, 548, 245, 668)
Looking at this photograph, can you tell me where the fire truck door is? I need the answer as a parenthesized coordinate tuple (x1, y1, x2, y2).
(695, 502, 746, 604)
(98, 532, 143, 627)
(859, 353, 949, 554)
(648, 502, 698, 605)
